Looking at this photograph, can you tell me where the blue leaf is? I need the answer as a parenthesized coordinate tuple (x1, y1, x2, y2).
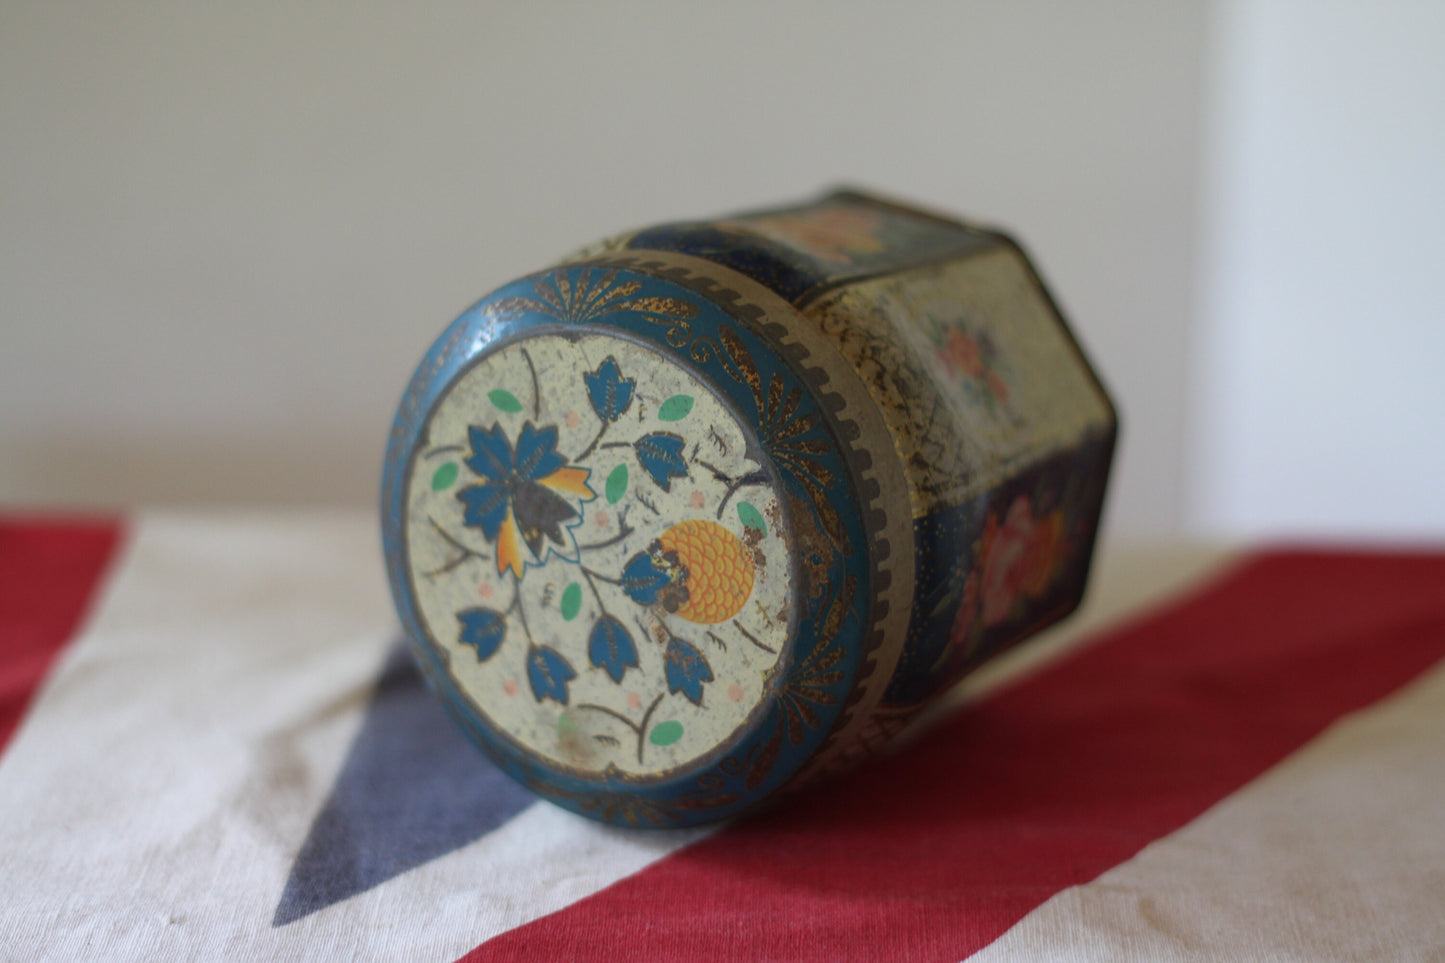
(583, 356, 635, 423)
(526, 645, 576, 705)
(456, 608, 506, 661)
(621, 551, 671, 605)
(633, 432, 688, 491)
(465, 424, 514, 481)
(513, 422, 566, 480)
(457, 481, 509, 540)
(587, 615, 638, 683)
(663, 638, 713, 706)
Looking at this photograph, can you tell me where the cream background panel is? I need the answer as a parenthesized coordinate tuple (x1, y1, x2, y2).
(805, 247, 1113, 517)
(405, 333, 791, 777)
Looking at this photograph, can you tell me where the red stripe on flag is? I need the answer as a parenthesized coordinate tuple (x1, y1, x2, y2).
(0, 516, 124, 754)
(464, 550, 1445, 962)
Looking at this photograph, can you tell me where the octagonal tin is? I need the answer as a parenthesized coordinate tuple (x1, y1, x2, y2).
(381, 189, 1116, 827)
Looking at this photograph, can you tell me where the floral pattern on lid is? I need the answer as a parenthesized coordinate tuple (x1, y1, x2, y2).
(404, 332, 794, 778)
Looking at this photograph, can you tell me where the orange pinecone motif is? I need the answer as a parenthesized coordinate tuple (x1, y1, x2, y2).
(657, 519, 755, 624)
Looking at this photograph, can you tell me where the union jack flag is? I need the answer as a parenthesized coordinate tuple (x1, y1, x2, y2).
(3, 514, 1442, 960)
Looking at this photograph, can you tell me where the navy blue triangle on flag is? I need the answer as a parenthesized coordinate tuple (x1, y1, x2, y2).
(273, 642, 535, 926)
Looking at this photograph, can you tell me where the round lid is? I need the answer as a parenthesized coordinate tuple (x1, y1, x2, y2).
(381, 263, 870, 826)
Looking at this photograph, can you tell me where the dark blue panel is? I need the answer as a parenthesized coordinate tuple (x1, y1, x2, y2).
(883, 434, 1114, 708)
(273, 643, 534, 926)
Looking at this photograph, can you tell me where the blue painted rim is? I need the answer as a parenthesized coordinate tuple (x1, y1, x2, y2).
(381, 264, 870, 827)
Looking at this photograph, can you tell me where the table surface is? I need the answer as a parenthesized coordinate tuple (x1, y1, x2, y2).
(2, 512, 1442, 961)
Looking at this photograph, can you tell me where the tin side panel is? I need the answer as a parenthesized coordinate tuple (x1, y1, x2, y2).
(796, 242, 1117, 736)
(883, 432, 1113, 709)
(625, 191, 993, 305)
(801, 245, 1114, 520)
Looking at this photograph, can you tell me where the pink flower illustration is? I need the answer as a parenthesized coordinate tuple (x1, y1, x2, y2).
(986, 371, 1009, 405)
(947, 571, 981, 651)
(978, 496, 1066, 627)
(936, 329, 985, 379)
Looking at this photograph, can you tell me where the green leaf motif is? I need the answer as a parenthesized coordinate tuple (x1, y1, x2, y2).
(431, 461, 459, 492)
(657, 395, 694, 422)
(605, 463, 628, 504)
(737, 501, 767, 536)
(488, 389, 523, 413)
(649, 720, 684, 746)
(559, 582, 582, 622)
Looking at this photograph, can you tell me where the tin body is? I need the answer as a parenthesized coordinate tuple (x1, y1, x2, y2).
(381, 190, 1116, 827)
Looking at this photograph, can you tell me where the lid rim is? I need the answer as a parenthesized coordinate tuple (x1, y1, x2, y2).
(382, 264, 873, 827)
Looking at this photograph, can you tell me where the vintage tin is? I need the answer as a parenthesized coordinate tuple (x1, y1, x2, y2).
(381, 189, 1116, 827)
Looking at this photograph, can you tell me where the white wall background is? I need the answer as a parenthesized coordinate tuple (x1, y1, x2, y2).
(1190, 0, 1445, 539)
(2, 2, 1439, 541)
(0, 1, 1205, 535)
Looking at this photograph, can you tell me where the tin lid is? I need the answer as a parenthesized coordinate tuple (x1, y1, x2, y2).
(381, 263, 873, 826)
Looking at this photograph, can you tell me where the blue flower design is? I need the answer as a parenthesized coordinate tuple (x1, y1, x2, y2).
(457, 607, 506, 661)
(633, 432, 688, 491)
(621, 551, 671, 605)
(584, 356, 635, 423)
(663, 638, 713, 706)
(526, 644, 576, 705)
(621, 542, 690, 613)
(457, 421, 596, 577)
(587, 615, 639, 683)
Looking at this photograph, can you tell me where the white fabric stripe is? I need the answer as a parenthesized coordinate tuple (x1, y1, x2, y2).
(970, 652, 1445, 962)
(0, 513, 706, 962)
